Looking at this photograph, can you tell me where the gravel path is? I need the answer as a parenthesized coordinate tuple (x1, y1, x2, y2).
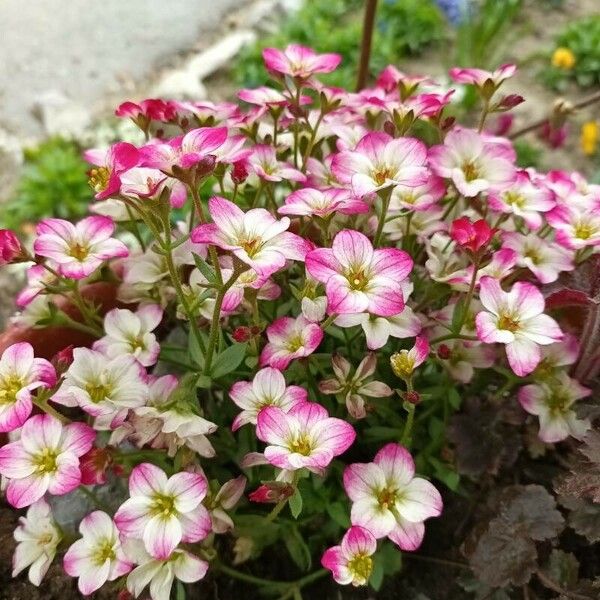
(0, 0, 245, 137)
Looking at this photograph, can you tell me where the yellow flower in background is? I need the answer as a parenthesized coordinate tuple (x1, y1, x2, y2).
(552, 47, 576, 70)
(581, 121, 599, 156)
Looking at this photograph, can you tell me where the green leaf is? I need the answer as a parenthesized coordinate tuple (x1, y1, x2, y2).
(176, 581, 186, 600)
(326, 502, 350, 528)
(283, 526, 311, 572)
(451, 297, 466, 333)
(289, 488, 303, 519)
(448, 388, 462, 410)
(192, 252, 218, 283)
(211, 343, 248, 378)
(195, 375, 212, 389)
(370, 556, 384, 591)
(188, 332, 205, 369)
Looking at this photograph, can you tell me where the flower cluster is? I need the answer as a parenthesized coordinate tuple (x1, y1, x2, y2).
(0, 47, 596, 597)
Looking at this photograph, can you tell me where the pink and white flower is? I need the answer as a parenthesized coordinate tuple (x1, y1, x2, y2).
(429, 128, 515, 197)
(229, 367, 308, 431)
(209, 476, 247, 534)
(12, 499, 61, 586)
(247, 144, 305, 183)
(546, 204, 600, 250)
(51, 348, 148, 427)
(140, 126, 228, 174)
(389, 177, 446, 212)
(0, 342, 56, 432)
(84, 142, 140, 200)
(93, 305, 163, 367)
(332, 132, 428, 197)
(306, 229, 413, 316)
(125, 540, 208, 600)
(278, 187, 368, 218)
(502, 232, 574, 284)
(519, 372, 591, 443)
(114, 463, 211, 560)
(256, 402, 356, 473)
(262, 44, 341, 79)
(487, 172, 555, 230)
(63, 511, 132, 595)
(0, 414, 95, 508)
(34, 216, 128, 279)
(16, 265, 55, 307)
(475, 276, 563, 376)
(120, 167, 187, 208)
(321, 526, 377, 586)
(344, 443, 442, 550)
(439, 340, 496, 384)
(259, 315, 324, 370)
(449, 64, 516, 89)
(191, 196, 312, 277)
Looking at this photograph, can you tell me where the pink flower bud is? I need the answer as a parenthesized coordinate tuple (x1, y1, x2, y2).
(232, 160, 249, 185)
(450, 218, 495, 253)
(80, 447, 112, 485)
(405, 390, 421, 405)
(0, 229, 22, 265)
(249, 482, 295, 504)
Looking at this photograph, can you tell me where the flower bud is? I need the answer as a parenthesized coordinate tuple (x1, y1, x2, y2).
(52, 345, 75, 374)
(450, 217, 495, 254)
(232, 160, 249, 185)
(80, 447, 113, 485)
(0, 229, 22, 265)
(249, 482, 295, 504)
(437, 344, 451, 360)
(405, 390, 421, 405)
(232, 326, 252, 343)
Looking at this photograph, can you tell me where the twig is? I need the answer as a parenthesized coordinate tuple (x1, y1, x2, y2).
(509, 90, 600, 139)
(536, 570, 593, 600)
(356, 0, 378, 91)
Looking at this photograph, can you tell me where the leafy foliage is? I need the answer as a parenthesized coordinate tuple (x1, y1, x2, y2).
(555, 430, 600, 503)
(0, 137, 90, 231)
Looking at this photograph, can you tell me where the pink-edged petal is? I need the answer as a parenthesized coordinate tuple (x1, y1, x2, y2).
(518, 384, 545, 415)
(388, 517, 425, 551)
(350, 497, 396, 538)
(114, 497, 151, 536)
(256, 406, 290, 445)
(506, 337, 541, 376)
(332, 230, 373, 270)
(397, 477, 443, 522)
(180, 504, 212, 542)
(77, 216, 115, 242)
(373, 443, 415, 486)
(143, 515, 182, 559)
(343, 462, 386, 501)
(478, 276, 504, 315)
(6, 475, 48, 508)
(61, 422, 96, 456)
(167, 472, 207, 512)
(208, 196, 244, 239)
(341, 525, 377, 556)
(0, 441, 35, 478)
(129, 463, 168, 497)
(509, 281, 544, 319)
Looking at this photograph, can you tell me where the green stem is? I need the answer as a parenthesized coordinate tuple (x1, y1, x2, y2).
(320, 313, 338, 330)
(301, 111, 324, 173)
(203, 265, 245, 375)
(32, 396, 69, 423)
(56, 312, 103, 337)
(373, 187, 392, 247)
(430, 333, 479, 345)
(477, 97, 490, 133)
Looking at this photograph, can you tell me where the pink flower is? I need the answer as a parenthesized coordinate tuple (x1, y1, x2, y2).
(487, 172, 555, 230)
(16, 265, 55, 307)
(191, 196, 312, 277)
(450, 217, 496, 253)
(114, 463, 211, 560)
(449, 64, 516, 89)
(0, 414, 95, 508)
(475, 276, 563, 376)
(84, 142, 140, 200)
(64, 511, 132, 595)
(0, 342, 56, 432)
(248, 144, 305, 183)
(332, 132, 428, 197)
(519, 372, 591, 443)
(546, 205, 600, 250)
(119, 167, 187, 208)
(344, 443, 442, 550)
(34, 216, 128, 279)
(229, 367, 308, 431)
(439, 339, 496, 384)
(321, 526, 377, 586)
(256, 402, 356, 473)
(390, 336, 429, 381)
(210, 476, 247, 534)
(429, 128, 515, 197)
(238, 86, 312, 109)
(278, 188, 369, 218)
(389, 177, 446, 212)
(139, 126, 228, 174)
(0, 229, 22, 264)
(93, 305, 163, 367)
(260, 315, 324, 370)
(306, 230, 413, 316)
(502, 232, 574, 284)
(115, 99, 176, 123)
(262, 44, 341, 79)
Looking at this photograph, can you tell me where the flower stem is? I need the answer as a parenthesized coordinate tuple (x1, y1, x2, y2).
(373, 187, 392, 247)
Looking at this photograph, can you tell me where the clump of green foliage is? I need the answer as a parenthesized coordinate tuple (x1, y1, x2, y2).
(232, 0, 445, 89)
(0, 137, 90, 231)
(544, 16, 600, 90)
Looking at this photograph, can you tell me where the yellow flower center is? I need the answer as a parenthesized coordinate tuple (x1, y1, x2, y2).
(85, 381, 112, 404)
(377, 487, 398, 510)
(524, 246, 541, 265)
(151, 493, 178, 518)
(286, 334, 305, 353)
(574, 221, 595, 240)
(0, 375, 24, 406)
(289, 435, 313, 456)
(347, 554, 373, 584)
(504, 191, 526, 208)
(461, 161, 480, 182)
(372, 167, 393, 186)
(346, 268, 368, 291)
(33, 448, 59, 474)
(88, 167, 111, 193)
(69, 243, 90, 261)
(93, 538, 116, 566)
(497, 312, 520, 332)
(547, 390, 570, 414)
(390, 351, 414, 380)
(240, 237, 262, 258)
